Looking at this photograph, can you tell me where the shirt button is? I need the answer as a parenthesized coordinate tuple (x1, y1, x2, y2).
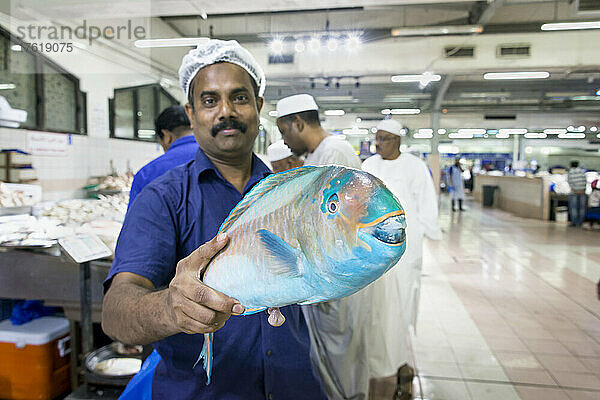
(266, 349, 273, 356)
(268, 393, 273, 400)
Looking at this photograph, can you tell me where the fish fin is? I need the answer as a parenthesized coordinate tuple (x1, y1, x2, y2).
(242, 306, 268, 315)
(194, 333, 214, 384)
(218, 166, 318, 233)
(257, 229, 301, 277)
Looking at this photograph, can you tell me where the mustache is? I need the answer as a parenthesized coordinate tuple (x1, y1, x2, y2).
(211, 119, 248, 137)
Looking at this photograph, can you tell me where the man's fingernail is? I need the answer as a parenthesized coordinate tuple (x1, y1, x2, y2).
(217, 233, 227, 243)
(232, 304, 244, 314)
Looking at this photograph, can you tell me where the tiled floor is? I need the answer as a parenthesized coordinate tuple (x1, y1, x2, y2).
(412, 196, 600, 400)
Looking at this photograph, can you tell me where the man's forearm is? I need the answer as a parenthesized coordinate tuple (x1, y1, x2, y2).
(102, 282, 178, 345)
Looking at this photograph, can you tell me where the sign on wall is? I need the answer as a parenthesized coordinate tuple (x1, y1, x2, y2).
(26, 132, 68, 156)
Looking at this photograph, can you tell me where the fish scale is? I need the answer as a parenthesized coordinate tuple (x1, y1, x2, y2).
(196, 165, 407, 384)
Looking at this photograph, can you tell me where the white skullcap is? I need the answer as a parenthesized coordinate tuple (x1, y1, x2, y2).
(276, 94, 319, 118)
(266, 140, 293, 162)
(376, 119, 404, 136)
(179, 39, 266, 99)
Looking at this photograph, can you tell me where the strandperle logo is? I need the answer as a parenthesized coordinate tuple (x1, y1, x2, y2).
(14, 19, 147, 45)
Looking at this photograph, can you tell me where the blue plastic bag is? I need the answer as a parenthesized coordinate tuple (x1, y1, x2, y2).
(118, 350, 161, 400)
(10, 300, 56, 325)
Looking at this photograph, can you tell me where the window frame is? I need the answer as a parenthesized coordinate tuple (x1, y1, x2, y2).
(0, 26, 87, 135)
(109, 83, 179, 142)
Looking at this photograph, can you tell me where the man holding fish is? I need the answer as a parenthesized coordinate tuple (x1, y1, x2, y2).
(102, 40, 327, 399)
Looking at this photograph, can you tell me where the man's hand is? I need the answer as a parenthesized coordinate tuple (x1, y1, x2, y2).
(166, 233, 245, 334)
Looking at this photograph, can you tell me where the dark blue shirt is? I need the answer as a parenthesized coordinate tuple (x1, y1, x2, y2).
(128, 135, 198, 209)
(106, 149, 326, 400)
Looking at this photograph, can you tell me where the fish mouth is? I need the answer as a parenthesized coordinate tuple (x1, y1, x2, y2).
(358, 210, 406, 246)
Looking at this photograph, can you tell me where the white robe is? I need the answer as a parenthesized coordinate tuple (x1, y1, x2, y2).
(301, 135, 368, 400)
(362, 153, 442, 378)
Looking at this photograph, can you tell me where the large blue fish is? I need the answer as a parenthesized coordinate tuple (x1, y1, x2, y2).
(198, 165, 407, 382)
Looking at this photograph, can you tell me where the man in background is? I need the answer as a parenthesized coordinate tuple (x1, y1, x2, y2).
(362, 118, 442, 398)
(128, 105, 198, 208)
(276, 93, 367, 400)
(567, 160, 587, 227)
(266, 139, 303, 173)
(448, 157, 465, 212)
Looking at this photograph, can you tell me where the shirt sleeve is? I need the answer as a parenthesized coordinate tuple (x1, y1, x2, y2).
(105, 183, 178, 291)
(127, 173, 143, 210)
(416, 162, 442, 240)
(327, 146, 362, 169)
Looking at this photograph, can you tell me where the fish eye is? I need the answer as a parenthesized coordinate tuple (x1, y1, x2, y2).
(327, 194, 339, 214)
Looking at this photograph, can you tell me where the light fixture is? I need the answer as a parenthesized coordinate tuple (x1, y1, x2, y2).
(391, 25, 482, 37)
(438, 129, 446, 135)
(346, 34, 361, 51)
(137, 129, 156, 138)
(418, 129, 433, 135)
(541, 147, 551, 155)
(134, 37, 210, 48)
(524, 132, 547, 139)
(391, 73, 442, 84)
(342, 127, 368, 135)
(380, 108, 421, 115)
(324, 109, 345, 116)
(294, 41, 306, 53)
(572, 96, 600, 101)
(544, 128, 567, 134)
(483, 72, 549, 80)
(269, 38, 284, 54)
(326, 38, 338, 52)
(0, 84, 16, 90)
(449, 132, 474, 139)
(591, 126, 598, 132)
(315, 95, 354, 102)
(578, 125, 586, 131)
(460, 92, 511, 98)
(597, 133, 600, 139)
(499, 128, 527, 135)
(567, 125, 575, 131)
(10, 44, 22, 51)
(496, 133, 510, 139)
(356, 117, 362, 123)
(558, 133, 585, 139)
(414, 129, 433, 139)
(541, 21, 600, 31)
(268, 110, 278, 117)
(371, 127, 377, 133)
(597, 89, 600, 96)
(525, 147, 533, 154)
(458, 129, 486, 135)
(308, 37, 321, 52)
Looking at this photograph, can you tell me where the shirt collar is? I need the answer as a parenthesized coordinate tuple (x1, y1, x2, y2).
(192, 147, 271, 191)
(166, 135, 197, 152)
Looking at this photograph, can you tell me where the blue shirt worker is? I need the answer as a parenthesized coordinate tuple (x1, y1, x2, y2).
(128, 106, 198, 208)
(102, 40, 326, 400)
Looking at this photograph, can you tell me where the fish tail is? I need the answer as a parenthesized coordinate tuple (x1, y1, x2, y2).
(193, 332, 213, 384)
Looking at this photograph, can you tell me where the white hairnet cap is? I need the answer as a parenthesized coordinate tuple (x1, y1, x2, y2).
(179, 39, 266, 99)
(276, 94, 319, 118)
(267, 140, 293, 162)
(376, 119, 404, 136)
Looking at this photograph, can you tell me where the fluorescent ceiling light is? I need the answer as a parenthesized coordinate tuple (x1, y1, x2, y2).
(137, 129, 155, 138)
(496, 133, 510, 139)
(268, 110, 278, 117)
(438, 129, 446, 135)
(346, 35, 361, 51)
(418, 129, 433, 135)
(597, 133, 600, 139)
(343, 128, 369, 135)
(545, 91, 589, 97)
(0, 84, 16, 90)
(567, 125, 585, 132)
(484, 72, 549, 80)
(134, 37, 210, 48)
(316, 96, 354, 102)
(381, 108, 421, 115)
(558, 133, 586, 139)
(10, 44, 22, 51)
(294, 41, 305, 53)
(460, 92, 510, 98)
(499, 128, 527, 135)
(413, 132, 433, 139)
(449, 132, 473, 139)
(391, 74, 441, 83)
(308, 37, 321, 52)
(524, 132, 547, 139)
(541, 21, 600, 31)
(391, 25, 482, 37)
(458, 129, 486, 135)
(590, 126, 597, 132)
(543, 128, 566, 135)
(324, 109, 345, 116)
(269, 39, 284, 54)
(326, 38, 338, 51)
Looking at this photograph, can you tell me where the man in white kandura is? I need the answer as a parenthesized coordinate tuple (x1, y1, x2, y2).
(275, 93, 369, 400)
(362, 118, 442, 396)
(266, 139, 303, 173)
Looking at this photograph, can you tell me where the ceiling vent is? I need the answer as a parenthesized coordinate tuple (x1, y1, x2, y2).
(497, 44, 530, 58)
(444, 46, 474, 58)
(575, 0, 600, 14)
